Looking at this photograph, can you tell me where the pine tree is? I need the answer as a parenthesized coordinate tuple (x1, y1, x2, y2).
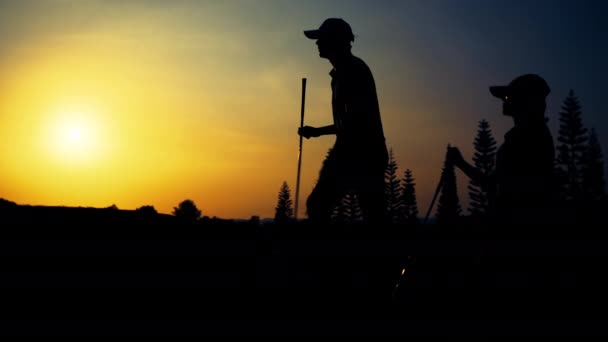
(274, 181, 294, 224)
(581, 128, 606, 201)
(332, 198, 347, 224)
(385, 148, 401, 223)
(556, 90, 588, 201)
(468, 119, 497, 216)
(172, 199, 202, 223)
(332, 192, 362, 224)
(436, 148, 462, 224)
(343, 192, 362, 224)
(401, 169, 419, 224)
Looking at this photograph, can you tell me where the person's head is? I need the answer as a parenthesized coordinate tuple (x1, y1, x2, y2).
(489, 74, 550, 124)
(304, 18, 354, 60)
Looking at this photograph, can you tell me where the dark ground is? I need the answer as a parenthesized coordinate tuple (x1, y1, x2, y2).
(1, 207, 607, 336)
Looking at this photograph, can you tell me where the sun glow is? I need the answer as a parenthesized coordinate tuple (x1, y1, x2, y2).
(46, 107, 103, 164)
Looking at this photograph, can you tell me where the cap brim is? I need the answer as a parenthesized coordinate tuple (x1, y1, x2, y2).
(304, 30, 320, 39)
(489, 86, 509, 99)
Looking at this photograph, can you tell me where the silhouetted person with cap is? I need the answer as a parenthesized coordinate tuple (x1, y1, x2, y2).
(446, 76, 563, 315)
(299, 18, 389, 225)
(447, 74, 556, 229)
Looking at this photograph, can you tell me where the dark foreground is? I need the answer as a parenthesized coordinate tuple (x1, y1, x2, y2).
(1, 211, 608, 336)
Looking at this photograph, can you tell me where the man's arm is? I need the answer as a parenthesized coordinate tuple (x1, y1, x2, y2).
(316, 125, 337, 136)
(447, 146, 494, 188)
(298, 125, 336, 139)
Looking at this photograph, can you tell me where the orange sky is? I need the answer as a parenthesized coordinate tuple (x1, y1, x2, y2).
(1, 1, 604, 219)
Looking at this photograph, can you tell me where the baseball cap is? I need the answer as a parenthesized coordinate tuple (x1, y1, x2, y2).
(304, 18, 354, 42)
(490, 74, 551, 100)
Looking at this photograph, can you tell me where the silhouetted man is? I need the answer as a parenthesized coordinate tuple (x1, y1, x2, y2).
(447, 74, 556, 229)
(299, 18, 388, 225)
(446, 76, 563, 314)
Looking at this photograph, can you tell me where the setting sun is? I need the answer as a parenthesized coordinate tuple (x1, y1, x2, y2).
(46, 108, 102, 164)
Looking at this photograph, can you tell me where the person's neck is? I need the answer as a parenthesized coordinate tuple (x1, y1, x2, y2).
(513, 113, 546, 127)
(329, 52, 352, 69)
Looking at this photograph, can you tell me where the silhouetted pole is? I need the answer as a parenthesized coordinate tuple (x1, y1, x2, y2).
(295, 78, 306, 220)
(424, 144, 450, 224)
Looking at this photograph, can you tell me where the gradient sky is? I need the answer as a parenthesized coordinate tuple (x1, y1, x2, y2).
(0, 0, 606, 219)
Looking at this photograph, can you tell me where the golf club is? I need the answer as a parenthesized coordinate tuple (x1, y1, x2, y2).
(424, 144, 450, 224)
(295, 77, 306, 220)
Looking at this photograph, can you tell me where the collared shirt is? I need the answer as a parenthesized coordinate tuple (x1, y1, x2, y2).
(329, 55, 386, 150)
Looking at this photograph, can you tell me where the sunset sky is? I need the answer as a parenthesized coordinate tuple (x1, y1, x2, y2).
(0, 0, 606, 219)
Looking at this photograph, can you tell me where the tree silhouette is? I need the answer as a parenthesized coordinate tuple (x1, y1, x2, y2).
(401, 169, 419, 224)
(556, 90, 588, 201)
(136, 205, 158, 217)
(332, 198, 347, 224)
(248, 215, 261, 227)
(172, 199, 202, 223)
(332, 192, 362, 224)
(385, 148, 401, 223)
(581, 128, 606, 202)
(345, 193, 363, 223)
(468, 119, 497, 217)
(274, 181, 294, 224)
(0, 198, 17, 208)
(436, 148, 462, 224)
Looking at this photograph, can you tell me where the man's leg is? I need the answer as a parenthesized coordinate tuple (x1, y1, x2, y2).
(355, 168, 401, 310)
(306, 149, 346, 224)
(357, 177, 387, 226)
(306, 181, 343, 224)
(357, 150, 389, 226)
(357, 159, 387, 226)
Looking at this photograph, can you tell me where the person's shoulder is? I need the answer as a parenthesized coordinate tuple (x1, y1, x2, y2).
(530, 123, 553, 141)
(346, 55, 374, 78)
(351, 55, 370, 68)
(541, 123, 553, 137)
(504, 127, 516, 139)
